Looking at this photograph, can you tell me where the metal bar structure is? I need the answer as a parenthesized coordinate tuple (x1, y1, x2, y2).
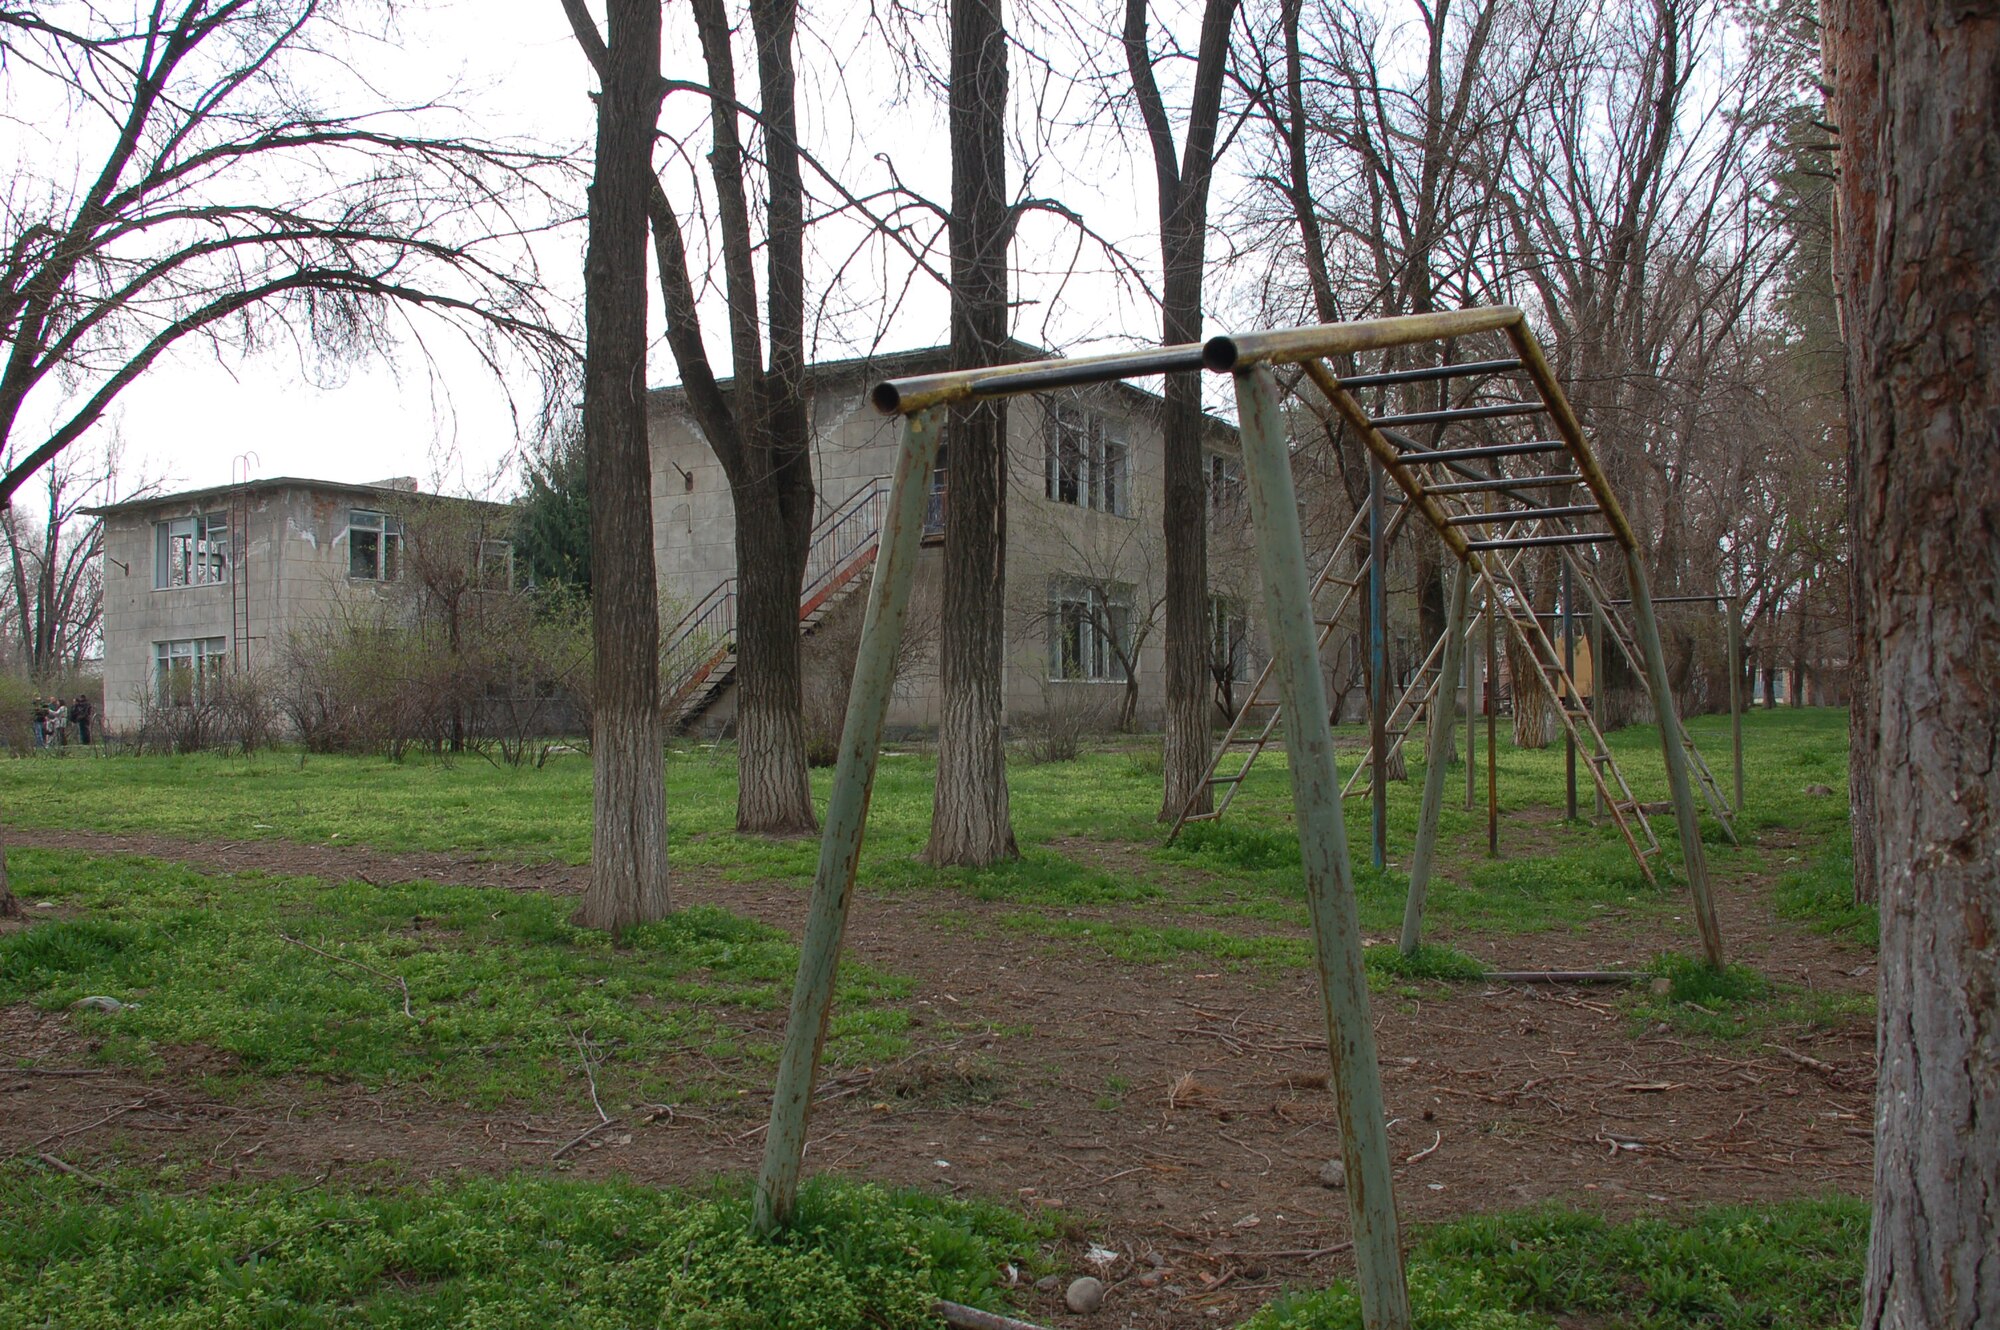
(1402, 563, 1470, 952)
(1563, 561, 1578, 821)
(1234, 364, 1411, 1328)
(757, 310, 1730, 1330)
(1369, 457, 1388, 869)
(754, 407, 946, 1235)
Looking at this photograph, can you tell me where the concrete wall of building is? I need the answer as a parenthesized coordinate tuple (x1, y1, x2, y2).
(651, 365, 1246, 735)
(98, 483, 424, 733)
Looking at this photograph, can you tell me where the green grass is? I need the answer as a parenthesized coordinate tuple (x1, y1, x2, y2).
(0, 1167, 1051, 1330)
(0, 850, 910, 1107)
(1629, 948, 1874, 1042)
(1246, 1196, 1868, 1329)
(1775, 837, 1878, 946)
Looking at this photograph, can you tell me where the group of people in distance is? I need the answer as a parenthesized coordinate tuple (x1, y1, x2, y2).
(30, 694, 93, 749)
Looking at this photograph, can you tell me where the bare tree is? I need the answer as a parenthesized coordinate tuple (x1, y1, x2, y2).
(1124, 0, 1240, 819)
(0, 2, 568, 508)
(1826, 1, 1999, 1324)
(927, 0, 1018, 866)
(565, 0, 671, 933)
(3, 446, 151, 676)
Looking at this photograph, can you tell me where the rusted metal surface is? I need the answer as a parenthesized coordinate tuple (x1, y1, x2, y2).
(754, 406, 947, 1235)
(1234, 363, 1411, 1329)
(872, 343, 1207, 415)
(1502, 323, 1639, 552)
(1203, 306, 1523, 371)
(1296, 358, 1472, 560)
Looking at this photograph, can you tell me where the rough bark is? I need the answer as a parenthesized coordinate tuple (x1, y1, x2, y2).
(1826, 1, 2000, 1324)
(570, 0, 670, 933)
(1125, 0, 1238, 822)
(926, 0, 1017, 867)
(0, 830, 20, 920)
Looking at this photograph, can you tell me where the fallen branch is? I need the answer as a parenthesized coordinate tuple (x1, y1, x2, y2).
(37, 1152, 116, 1190)
(1404, 1131, 1443, 1164)
(1484, 970, 1646, 984)
(1765, 1044, 1839, 1078)
(277, 933, 413, 1018)
(934, 1302, 1055, 1330)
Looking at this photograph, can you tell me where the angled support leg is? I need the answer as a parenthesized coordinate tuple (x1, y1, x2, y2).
(1401, 558, 1471, 954)
(1625, 555, 1726, 969)
(1234, 363, 1411, 1330)
(755, 406, 946, 1234)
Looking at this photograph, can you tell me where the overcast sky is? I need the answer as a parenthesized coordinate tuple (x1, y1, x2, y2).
(70, 0, 1198, 507)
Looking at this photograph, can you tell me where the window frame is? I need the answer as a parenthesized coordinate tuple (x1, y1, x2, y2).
(347, 509, 405, 582)
(1047, 578, 1135, 683)
(153, 513, 229, 589)
(1044, 403, 1130, 517)
(153, 636, 228, 706)
(1210, 594, 1251, 684)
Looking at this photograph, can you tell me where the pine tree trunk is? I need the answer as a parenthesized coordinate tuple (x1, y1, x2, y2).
(927, 0, 1017, 867)
(1828, 1, 2000, 1323)
(574, 0, 670, 934)
(734, 481, 815, 834)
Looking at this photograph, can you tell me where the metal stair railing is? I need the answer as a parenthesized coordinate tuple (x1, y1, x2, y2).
(663, 477, 893, 720)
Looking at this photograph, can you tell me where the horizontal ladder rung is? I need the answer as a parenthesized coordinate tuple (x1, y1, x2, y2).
(1467, 532, 1617, 551)
(1424, 473, 1585, 495)
(1370, 402, 1546, 428)
(1398, 439, 1566, 465)
(1336, 358, 1522, 390)
(1446, 503, 1603, 526)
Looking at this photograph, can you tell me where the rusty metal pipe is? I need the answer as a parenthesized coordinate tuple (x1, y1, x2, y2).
(1203, 306, 1524, 371)
(872, 344, 1207, 415)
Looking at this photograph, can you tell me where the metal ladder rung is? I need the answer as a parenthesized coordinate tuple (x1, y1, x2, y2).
(1466, 532, 1615, 551)
(1424, 473, 1585, 496)
(1335, 357, 1522, 389)
(1446, 504, 1602, 527)
(1371, 402, 1545, 428)
(1398, 439, 1565, 465)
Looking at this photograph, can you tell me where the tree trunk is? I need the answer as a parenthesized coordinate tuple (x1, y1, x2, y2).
(734, 480, 815, 833)
(1827, 1, 2000, 1324)
(574, 0, 670, 934)
(1125, 0, 1238, 824)
(927, 0, 1017, 867)
(0, 830, 20, 920)
(1507, 627, 1552, 748)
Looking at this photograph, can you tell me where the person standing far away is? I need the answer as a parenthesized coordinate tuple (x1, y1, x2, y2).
(30, 697, 46, 751)
(48, 698, 67, 748)
(71, 695, 92, 747)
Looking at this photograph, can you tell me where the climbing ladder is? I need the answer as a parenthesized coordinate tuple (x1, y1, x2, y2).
(1174, 339, 1738, 870)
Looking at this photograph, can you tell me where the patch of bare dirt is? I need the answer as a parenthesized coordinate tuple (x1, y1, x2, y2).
(0, 821, 1875, 1328)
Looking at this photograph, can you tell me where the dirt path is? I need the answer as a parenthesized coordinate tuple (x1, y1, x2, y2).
(1, 823, 1876, 1328)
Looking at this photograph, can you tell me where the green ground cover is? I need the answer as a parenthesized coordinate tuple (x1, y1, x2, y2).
(0, 1168, 1049, 1330)
(1246, 1196, 1867, 1329)
(0, 850, 909, 1107)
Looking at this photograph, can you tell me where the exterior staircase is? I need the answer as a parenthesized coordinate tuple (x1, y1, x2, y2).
(662, 478, 890, 728)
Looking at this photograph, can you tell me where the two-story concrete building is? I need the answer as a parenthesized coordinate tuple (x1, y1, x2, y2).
(650, 342, 1257, 734)
(89, 476, 509, 733)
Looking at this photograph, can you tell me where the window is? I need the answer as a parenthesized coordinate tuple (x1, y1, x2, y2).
(1049, 579, 1133, 682)
(476, 538, 515, 590)
(154, 637, 228, 706)
(925, 441, 949, 537)
(1045, 404, 1128, 515)
(1207, 452, 1244, 520)
(154, 514, 228, 588)
(1210, 596, 1250, 684)
(348, 510, 403, 580)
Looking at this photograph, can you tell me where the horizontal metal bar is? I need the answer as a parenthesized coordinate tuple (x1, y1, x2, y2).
(1465, 532, 1616, 551)
(1484, 970, 1647, 985)
(1368, 401, 1545, 428)
(1604, 594, 1735, 606)
(1203, 306, 1524, 371)
(873, 343, 1207, 415)
(1333, 358, 1522, 390)
(1395, 439, 1565, 465)
(1424, 472, 1584, 495)
(1444, 503, 1603, 526)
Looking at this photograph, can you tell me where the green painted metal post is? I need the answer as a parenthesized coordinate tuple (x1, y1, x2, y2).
(1465, 582, 1479, 812)
(1233, 364, 1411, 1330)
(754, 407, 946, 1235)
(1727, 600, 1744, 816)
(1624, 555, 1726, 969)
(1400, 560, 1470, 954)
